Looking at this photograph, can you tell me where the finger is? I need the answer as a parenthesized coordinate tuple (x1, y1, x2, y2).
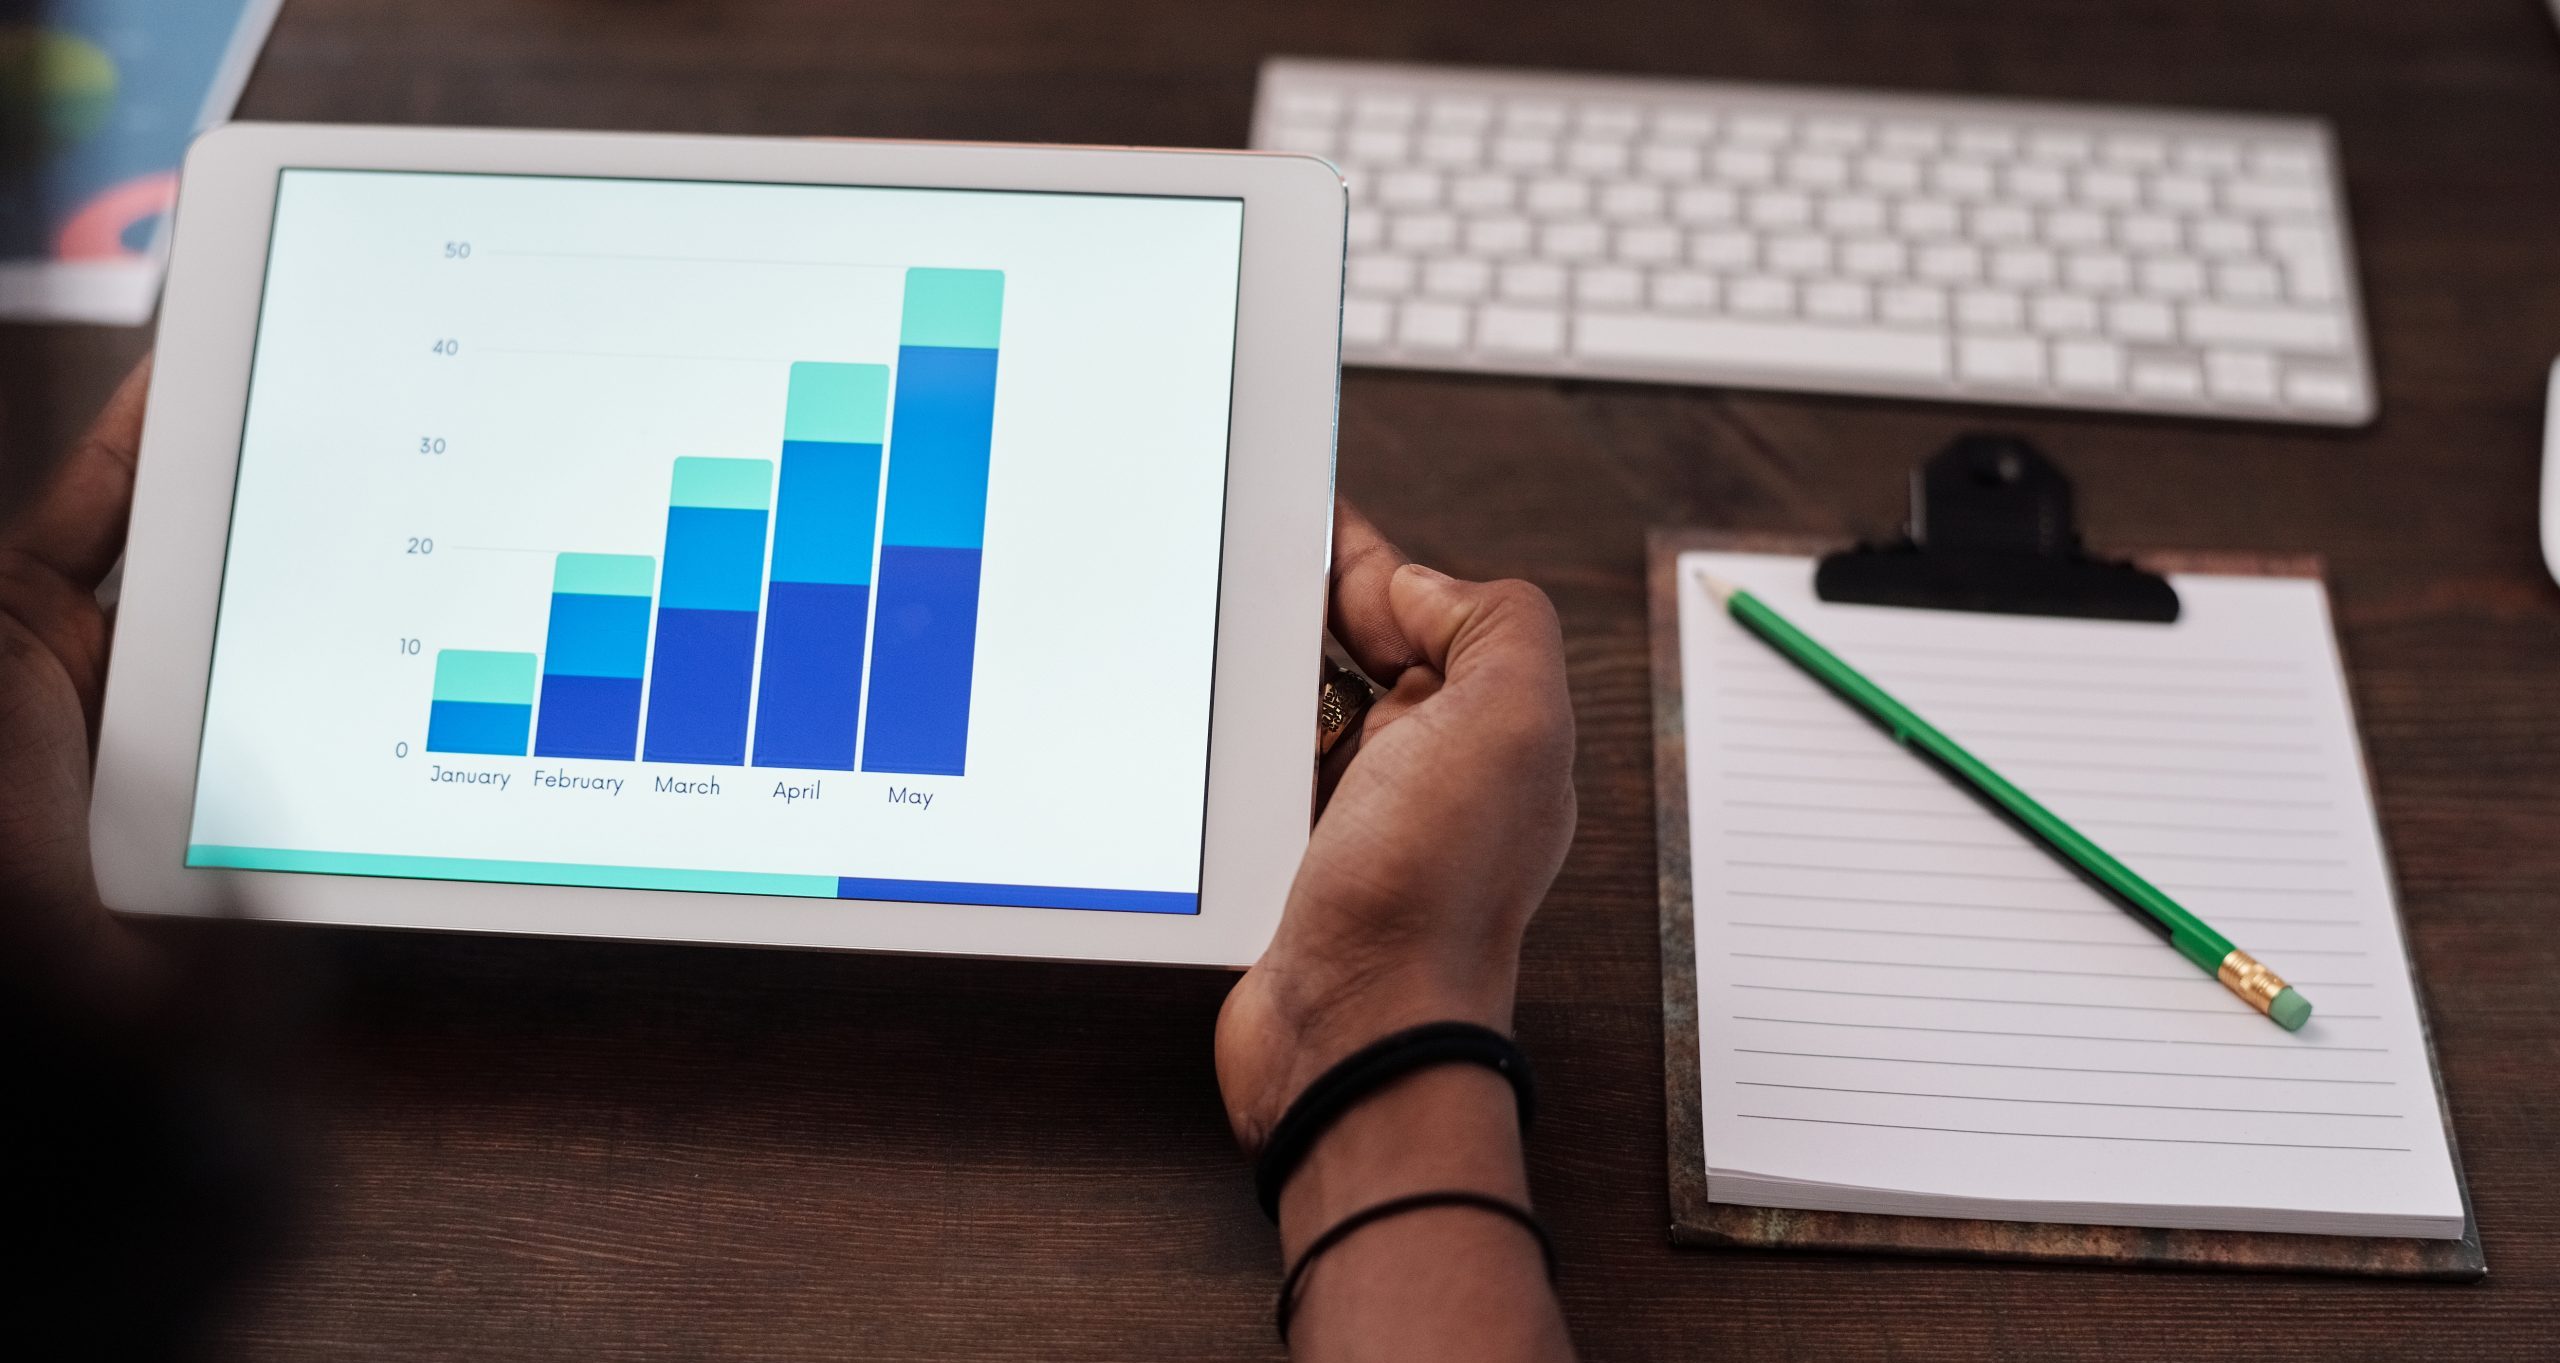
(1384, 564, 1571, 720)
(1327, 498, 1424, 683)
(2, 357, 151, 592)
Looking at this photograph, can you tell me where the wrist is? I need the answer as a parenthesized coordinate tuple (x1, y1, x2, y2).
(1276, 1064, 1528, 1256)
(1220, 955, 1518, 1152)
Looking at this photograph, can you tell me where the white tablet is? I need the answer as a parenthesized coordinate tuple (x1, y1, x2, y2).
(92, 124, 1345, 968)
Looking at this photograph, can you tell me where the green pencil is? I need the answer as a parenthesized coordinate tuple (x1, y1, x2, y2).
(1697, 570, 2313, 1032)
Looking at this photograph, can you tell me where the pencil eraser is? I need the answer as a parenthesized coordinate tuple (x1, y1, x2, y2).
(2270, 987, 2312, 1032)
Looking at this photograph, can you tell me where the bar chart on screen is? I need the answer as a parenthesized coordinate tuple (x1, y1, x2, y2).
(188, 169, 1243, 915)
(418, 268, 1006, 779)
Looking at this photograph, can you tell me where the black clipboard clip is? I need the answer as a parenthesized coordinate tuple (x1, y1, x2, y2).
(1814, 433, 2180, 624)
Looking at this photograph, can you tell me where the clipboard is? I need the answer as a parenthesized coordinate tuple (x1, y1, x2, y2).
(1649, 435, 2485, 1279)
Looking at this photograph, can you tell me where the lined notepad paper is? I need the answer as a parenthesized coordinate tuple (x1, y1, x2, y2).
(1675, 552, 2464, 1239)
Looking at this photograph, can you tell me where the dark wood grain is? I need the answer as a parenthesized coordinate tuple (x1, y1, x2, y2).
(7, 0, 2560, 1357)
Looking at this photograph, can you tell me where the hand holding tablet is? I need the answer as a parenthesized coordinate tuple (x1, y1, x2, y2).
(89, 126, 1347, 966)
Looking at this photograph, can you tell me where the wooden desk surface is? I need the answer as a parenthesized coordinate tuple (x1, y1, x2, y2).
(8, 1, 2559, 1357)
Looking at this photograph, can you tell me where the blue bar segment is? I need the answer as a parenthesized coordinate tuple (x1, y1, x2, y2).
(864, 269, 1003, 777)
(643, 459, 772, 765)
(535, 553, 654, 761)
(427, 700, 531, 756)
(755, 361, 891, 771)
(834, 876, 1197, 915)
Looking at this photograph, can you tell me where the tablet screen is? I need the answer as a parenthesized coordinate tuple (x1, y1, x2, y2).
(185, 169, 1244, 916)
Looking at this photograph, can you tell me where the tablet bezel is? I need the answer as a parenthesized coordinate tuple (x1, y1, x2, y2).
(91, 123, 1344, 969)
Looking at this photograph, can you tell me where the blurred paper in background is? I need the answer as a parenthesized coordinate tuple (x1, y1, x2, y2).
(0, 0, 282, 324)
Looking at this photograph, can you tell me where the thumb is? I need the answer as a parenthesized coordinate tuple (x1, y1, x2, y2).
(1384, 563, 1566, 692)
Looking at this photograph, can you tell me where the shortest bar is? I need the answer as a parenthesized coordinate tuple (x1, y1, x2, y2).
(426, 649, 537, 756)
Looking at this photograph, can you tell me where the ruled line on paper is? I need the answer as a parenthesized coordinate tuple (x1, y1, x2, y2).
(1728, 1015, 2389, 1053)
(1730, 1048, 2398, 1085)
(1734, 1114, 2411, 1153)
(1731, 983, 2382, 1020)
(1727, 952, 2375, 988)
(1735, 1081, 2403, 1120)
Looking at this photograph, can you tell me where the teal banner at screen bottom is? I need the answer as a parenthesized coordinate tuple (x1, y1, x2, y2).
(184, 846, 1200, 915)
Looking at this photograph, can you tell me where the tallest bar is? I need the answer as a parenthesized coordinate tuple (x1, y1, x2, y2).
(862, 268, 1003, 777)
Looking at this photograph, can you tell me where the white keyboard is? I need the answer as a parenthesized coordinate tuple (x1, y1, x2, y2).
(1252, 59, 2375, 425)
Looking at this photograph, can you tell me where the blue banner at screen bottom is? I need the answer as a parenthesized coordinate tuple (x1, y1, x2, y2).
(835, 876, 1199, 915)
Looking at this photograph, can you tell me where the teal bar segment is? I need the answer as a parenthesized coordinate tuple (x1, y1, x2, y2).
(783, 361, 890, 446)
(432, 650, 537, 704)
(552, 552, 656, 599)
(898, 268, 1005, 349)
(183, 845, 838, 898)
(669, 456, 775, 511)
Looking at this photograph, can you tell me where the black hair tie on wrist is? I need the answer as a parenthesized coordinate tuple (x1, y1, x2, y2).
(1276, 1189, 1554, 1343)
(1252, 1021, 1537, 1221)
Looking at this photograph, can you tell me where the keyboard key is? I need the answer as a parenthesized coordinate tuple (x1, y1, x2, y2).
(1452, 173, 1518, 211)
(1784, 151, 1851, 189)
(1971, 204, 2036, 243)
(1600, 182, 1667, 220)
(2064, 251, 2131, 292)
(1348, 127, 1411, 162)
(1841, 238, 1908, 278)
(2138, 257, 2207, 297)
(2130, 357, 2205, 397)
(2026, 128, 2093, 162)
(1932, 160, 1997, 198)
(2119, 213, 2181, 251)
(1419, 131, 1482, 168)
(1955, 124, 2020, 158)
(1578, 103, 1643, 137)
(1616, 224, 1684, 263)
(1268, 122, 1337, 157)
(2193, 218, 2255, 256)
(1396, 301, 1469, 348)
(1714, 146, 1779, 183)
(1653, 107, 1719, 141)
(1274, 88, 1344, 123)
(1917, 242, 1982, 283)
(2283, 365, 2361, 410)
(1424, 258, 1494, 299)
(1858, 155, 1924, 193)
(1955, 289, 2024, 330)
(1768, 233, 1834, 274)
(1748, 191, 1814, 229)
(2206, 349, 2280, 402)
(1673, 185, 1741, 224)
(2184, 301, 2348, 352)
(1959, 334, 2045, 383)
(2054, 338, 2126, 389)
(1577, 264, 1643, 307)
(2043, 208, 2109, 246)
(1652, 271, 1720, 311)
(1729, 112, 1793, 144)
(2030, 293, 2099, 334)
(1493, 134, 1557, 170)
(1349, 254, 1416, 295)
(1343, 297, 1392, 346)
(2226, 179, 2322, 216)
(1380, 170, 1444, 208)
(2150, 174, 2213, 211)
(2006, 164, 2070, 205)
(1391, 213, 1459, 252)
(2101, 133, 2169, 168)
(2176, 137, 2244, 173)
(1877, 121, 1943, 155)
(1539, 221, 1608, 260)
(1879, 284, 1947, 325)
(2252, 144, 2323, 180)
(1501, 100, 1568, 133)
(1497, 261, 1568, 302)
(2106, 297, 2176, 341)
(1897, 199, 1962, 237)
(1527, 177, 1592, 216)
(1691, 229, 1758, 269)
(1566, 138, 1630, 175)
(2077, 169, 2141, 207)
(1639, 142, 1705, 178)
(1805, 280, 1872, 320)
(1820, 195, 1888, 234)
(1353, 92, 1420, 126)
(1729, 276, 1797, 315)
(1346, 208, 1385, 249)
(2214, 261, 2282, 300)
(1465, 217, 1534, 255)
(1478, 304, 1565, 353)
(1991, 247, 2057, 288)
(1425, 96, 1495, 130)
(1575, 313, 1950, 379)
(1805, 116, 1869, 150)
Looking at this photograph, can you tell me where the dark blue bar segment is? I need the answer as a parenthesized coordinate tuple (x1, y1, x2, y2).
(426, 700, 531, 756)
(753, 581, 872, 770)
(860, 545, 981, 776)
(642, 606, 760, 764)
(534, 674, 644, 760)
(834, 876, 1198, 916)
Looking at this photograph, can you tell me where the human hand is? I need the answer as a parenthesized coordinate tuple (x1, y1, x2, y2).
(1215, 499, 1576, 1151)
(0, 359, 153, 1001)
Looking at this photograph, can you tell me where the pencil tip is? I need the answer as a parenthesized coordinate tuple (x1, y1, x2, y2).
(1694, 570, 1736, 605)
